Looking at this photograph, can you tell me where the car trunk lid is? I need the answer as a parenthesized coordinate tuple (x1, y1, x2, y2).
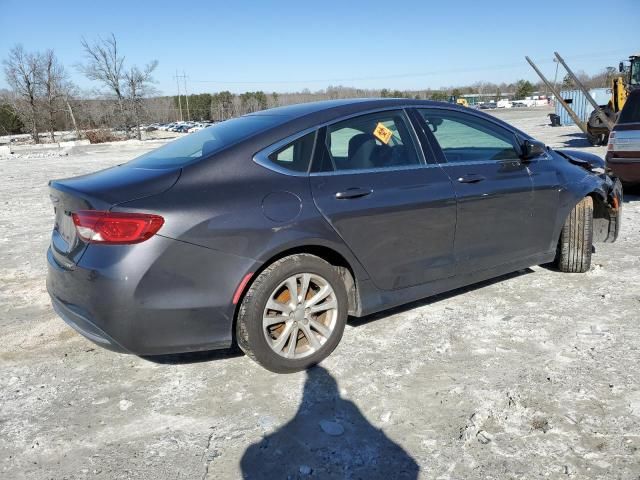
(49, 165, 180, 268)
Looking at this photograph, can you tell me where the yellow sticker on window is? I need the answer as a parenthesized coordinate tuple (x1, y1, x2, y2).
(373, 122, 393, 144)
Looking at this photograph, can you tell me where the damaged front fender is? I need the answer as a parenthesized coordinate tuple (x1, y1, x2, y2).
(594, 175, 623, 243)
(556, 149, 622, 243)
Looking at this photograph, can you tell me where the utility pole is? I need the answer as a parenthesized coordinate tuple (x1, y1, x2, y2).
(182, 70, 190, 121)
(175, 70, 183, 122)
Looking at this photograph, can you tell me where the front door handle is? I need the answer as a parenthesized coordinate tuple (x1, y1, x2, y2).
(457, 174, 486, 184)
(335, 187, 372, 199)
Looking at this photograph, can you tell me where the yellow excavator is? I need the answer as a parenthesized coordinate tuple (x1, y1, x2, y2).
(587, 53, 640, 145)
(448, 95, 469, 108)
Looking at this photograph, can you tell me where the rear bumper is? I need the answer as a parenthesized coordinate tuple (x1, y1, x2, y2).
(47, 235, 259, 356)
(51, 295, 128, 352)
(607, 157, 640, 184)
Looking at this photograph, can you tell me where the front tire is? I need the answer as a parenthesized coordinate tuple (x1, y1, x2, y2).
(555, 196, 593, 273)
(236, 254, 348, 373)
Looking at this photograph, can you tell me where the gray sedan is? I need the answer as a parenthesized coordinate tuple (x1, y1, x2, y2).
(47, 98, 622, 372)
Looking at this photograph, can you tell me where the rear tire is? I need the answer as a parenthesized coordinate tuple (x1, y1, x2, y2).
(236, 254, 348, 373)
(555, 196, 593, 273)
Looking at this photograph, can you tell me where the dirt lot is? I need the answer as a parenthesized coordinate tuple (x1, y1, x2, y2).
(1, 107, 639, 479)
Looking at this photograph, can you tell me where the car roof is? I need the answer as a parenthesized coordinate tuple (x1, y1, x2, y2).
(243, 97, 530, 143)
(247, 98, 462, 120)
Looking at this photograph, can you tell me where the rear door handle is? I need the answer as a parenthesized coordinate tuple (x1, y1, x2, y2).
(335, 187, 372, 199)
(457, 174, 486, 184)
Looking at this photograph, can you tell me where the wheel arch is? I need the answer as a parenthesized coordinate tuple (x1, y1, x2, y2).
(231, 243, 364, 346)
(555, 181, 616, 247)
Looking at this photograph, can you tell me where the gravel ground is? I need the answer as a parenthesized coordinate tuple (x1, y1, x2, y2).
(1, 107, 639, 480)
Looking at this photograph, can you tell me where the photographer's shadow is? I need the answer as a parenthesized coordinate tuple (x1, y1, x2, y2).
(240, 366, 419, 479)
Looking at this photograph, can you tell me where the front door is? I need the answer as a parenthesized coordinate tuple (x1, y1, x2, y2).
(310, 109, 457, 291)
(414, 108, 535, 274)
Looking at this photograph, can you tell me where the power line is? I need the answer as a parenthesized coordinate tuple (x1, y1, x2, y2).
(188, 50, 630, 86)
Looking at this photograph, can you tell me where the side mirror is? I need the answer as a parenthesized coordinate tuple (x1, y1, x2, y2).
(521, 138, 546, 160)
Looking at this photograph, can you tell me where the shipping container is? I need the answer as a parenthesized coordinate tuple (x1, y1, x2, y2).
(555, 88, 610, 126)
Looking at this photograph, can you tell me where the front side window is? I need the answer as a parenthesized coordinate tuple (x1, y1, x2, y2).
(417, 109, 518, 163)
(314, 110, 421, 172)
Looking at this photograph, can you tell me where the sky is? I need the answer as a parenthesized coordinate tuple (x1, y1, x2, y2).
(1, 0, 639, 96)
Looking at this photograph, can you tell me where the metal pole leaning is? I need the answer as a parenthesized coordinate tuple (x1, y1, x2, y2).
(554, 51, 615, 131)
(525, 56, 590, 136)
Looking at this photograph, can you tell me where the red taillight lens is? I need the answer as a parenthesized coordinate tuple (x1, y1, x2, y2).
(71, 210, 164, 244)
(607, 132, 616, 151)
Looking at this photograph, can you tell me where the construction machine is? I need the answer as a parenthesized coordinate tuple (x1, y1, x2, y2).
(448, 95, 469, 108)
(587, 54, 640, 145)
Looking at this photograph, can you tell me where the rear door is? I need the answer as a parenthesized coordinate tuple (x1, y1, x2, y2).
(310, 109, 457, 291)
(413, 108, 535, 274)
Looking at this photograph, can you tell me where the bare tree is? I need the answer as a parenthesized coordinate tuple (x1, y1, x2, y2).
(78, 34, 128, 135)
(3, 45, 42, 143)
(124, 61, 158, 140)
(40, 50, 71, 142)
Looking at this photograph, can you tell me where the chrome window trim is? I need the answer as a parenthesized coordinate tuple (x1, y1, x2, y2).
(253, 126, 319, 177)
(436, 159, 505, 167)
(253, 105, 430, 177)
(309, 163, 429, 177)
(252, 103, 546, 175)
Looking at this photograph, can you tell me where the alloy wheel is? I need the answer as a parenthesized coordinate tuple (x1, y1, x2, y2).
(262, 273, 338, 359)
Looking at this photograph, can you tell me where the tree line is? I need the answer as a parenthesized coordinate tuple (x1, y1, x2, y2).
(1, 35, 622, 142)
(1, 34, 157, 143)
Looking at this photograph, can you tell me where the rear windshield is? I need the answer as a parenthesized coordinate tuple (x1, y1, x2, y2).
(126, 115, 281, 169)
(618, 92, 640, 124)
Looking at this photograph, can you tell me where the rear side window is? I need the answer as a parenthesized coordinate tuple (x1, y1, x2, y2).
(618, 92, 640, 124)
(126, 115, 282, 169)
(267, 131, 316, 173)
(314, 110, 421, 172)
(417, 109, 518, 163)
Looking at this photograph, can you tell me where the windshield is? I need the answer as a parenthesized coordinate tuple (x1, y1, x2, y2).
(618, 91, 640, 124)
(631, 59, 640, 86)
(126, 115, 281, 169)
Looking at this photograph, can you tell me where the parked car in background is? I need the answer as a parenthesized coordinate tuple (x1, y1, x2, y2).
(606, 88, 640, 185)
(47, 99, 622, 373)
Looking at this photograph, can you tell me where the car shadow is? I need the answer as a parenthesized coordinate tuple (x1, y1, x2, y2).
(349, 268, 534, 327)
(240, 365, 419, 479)
(557, 133, 592, 148)
(141, 347, 243, 365)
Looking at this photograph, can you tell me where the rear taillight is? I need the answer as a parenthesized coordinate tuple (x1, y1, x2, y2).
(71, 210, 164, 244)
(607, 131, 616, 152)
